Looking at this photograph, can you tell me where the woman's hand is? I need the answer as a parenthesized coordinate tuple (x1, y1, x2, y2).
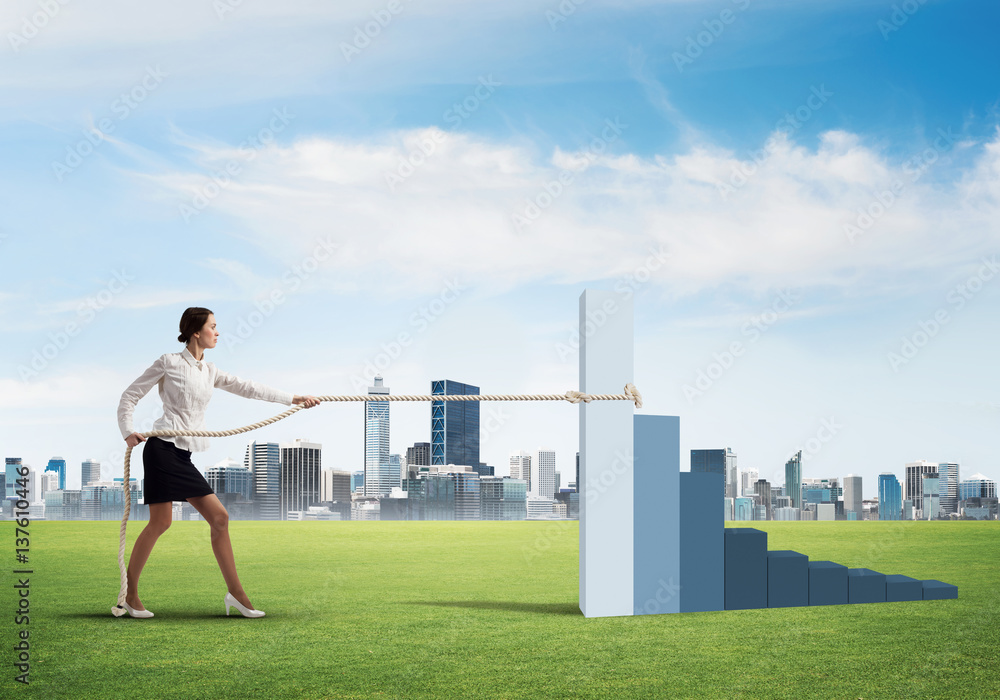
(293, 395, 321, 408)
(125, 433, 146, 448)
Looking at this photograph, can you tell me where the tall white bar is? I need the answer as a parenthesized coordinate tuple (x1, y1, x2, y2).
(579, 289, 634, 617)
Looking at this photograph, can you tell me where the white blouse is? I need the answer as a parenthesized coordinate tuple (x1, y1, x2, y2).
(117, 346, 294, 453)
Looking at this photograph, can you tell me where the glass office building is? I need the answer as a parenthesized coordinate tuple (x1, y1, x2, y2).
(453, 471, 481, 520)
(921, 474, 940, 519)
(785, 450, 802, 509)
(5, 458, 24, 500)
(281, 439, 322, 519)
(431, 379, 482, 469)
(937, 462, 959, 515)
(733, 496, 756, 521)
(691, 447, 737, 499)
(480, 477, 527, 520)
(365, 375, 392, 496)
(206, 464, 253, 501)
(45, 457, 66, 490)
(959, 473, 997, 500)
(878, 473, 902, 520)
(245, 441, 281, 520)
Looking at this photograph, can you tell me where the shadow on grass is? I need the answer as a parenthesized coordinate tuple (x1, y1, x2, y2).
(407, 600, 583, 616)
(75, 611, 268, 620)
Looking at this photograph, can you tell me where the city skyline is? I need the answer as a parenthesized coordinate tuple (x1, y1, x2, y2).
(2, 1, 999, 497)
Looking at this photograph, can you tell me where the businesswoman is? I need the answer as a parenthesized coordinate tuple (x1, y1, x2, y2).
(117, 307, 320, 618)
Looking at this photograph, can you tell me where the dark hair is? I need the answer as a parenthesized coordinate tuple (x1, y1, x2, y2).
(178, 307, 214, 343)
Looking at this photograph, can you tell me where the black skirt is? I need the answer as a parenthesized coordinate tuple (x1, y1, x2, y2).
(142, 437, 215, 504)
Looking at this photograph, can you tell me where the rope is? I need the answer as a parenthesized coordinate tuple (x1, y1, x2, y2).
(112, 383, 641, 616)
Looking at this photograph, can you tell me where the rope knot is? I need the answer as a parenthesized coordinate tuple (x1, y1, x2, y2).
(624, 382, 642, 409)
(564, 390, 593, 404)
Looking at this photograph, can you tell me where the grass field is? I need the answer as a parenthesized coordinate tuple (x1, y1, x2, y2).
(4, 519, 998, 699)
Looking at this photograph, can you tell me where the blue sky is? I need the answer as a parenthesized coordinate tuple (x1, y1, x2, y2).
(2, 0, 998, 497)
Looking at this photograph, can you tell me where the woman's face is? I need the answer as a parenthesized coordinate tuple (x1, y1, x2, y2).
(194, 314, 219, 349)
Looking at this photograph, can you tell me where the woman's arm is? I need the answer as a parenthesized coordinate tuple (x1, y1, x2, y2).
(118, 355, 166, 443)
(213, 367, 296, 405)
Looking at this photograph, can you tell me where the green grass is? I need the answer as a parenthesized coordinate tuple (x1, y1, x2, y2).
(4, 519, 998, 699)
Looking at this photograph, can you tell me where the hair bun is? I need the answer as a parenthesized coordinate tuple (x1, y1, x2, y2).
(178, 333, 187, 343)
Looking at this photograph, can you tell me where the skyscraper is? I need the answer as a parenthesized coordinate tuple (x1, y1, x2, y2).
(921, 474, 940, 519)
(244, 441, 281, 520)
(534, 448, 556, 499)
(937, 462, 959, 515)
(690, 448, 737, 498)
(281, 439, 322, 518)
(740, 468, 759, 497)
(82, 458, 101, 487)
(45, 457, 65, 490)
(509, 451, 531, 492)
(785, 450, 802, 510)
(206, 460, 253, 501)
(878, 473, 902, 521)
(905, 461, 938, 512)
(321, 469, 351, 503)
(388, 453, 402, 490)
(365, 375, 391, 496)
(5, 458, 23, 500)
(754, 479, 772, 521)
(406, 442, 431, 469)
(843, 474, 863, 519)
(431, 379, 482, 469)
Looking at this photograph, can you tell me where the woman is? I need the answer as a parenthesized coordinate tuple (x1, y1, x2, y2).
(116, 306, 320, 618)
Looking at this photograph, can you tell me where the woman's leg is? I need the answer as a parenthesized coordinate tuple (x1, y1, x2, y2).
(126, 502, 173, 610)
(186, 493, 255, 609)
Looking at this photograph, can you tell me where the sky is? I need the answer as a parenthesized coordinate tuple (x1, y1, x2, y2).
(1, 0, 998, 498)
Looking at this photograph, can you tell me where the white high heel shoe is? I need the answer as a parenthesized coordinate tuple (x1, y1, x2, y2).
(225, 592, 265, 618)
(121, 601, 154, 618)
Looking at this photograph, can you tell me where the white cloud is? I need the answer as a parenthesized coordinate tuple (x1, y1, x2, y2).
(130, 124, 1000, 302)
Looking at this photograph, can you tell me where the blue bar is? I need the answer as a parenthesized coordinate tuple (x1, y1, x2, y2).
(848, 568, 886, 603)
(767, 551, 808, 608)
(921, 580, 958, 600)
(680, 472, 724, 612)
(808, 561, 848, 606)
(633, 415, 680, 615)
(885, 574, 922, 602)
(724, 528, 767, 610)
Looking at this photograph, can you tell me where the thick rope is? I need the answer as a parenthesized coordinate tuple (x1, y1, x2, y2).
(112, 384, 641, 616)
